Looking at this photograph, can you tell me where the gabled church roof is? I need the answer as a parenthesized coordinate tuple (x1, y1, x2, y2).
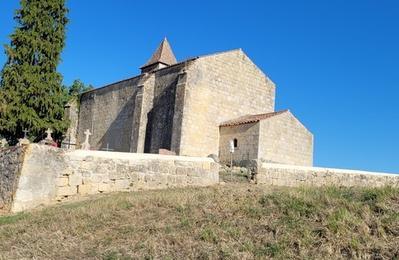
(220, 110, 289, 127)
(141, 38, 177, 68)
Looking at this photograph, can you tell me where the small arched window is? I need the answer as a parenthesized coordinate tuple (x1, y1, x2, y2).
(233, 138, 238, 148)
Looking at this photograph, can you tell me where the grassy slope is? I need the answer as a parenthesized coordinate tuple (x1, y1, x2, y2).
(0, 184, 398, 259)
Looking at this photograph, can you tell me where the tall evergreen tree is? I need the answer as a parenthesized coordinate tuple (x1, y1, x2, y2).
(0, 0, 69, 143)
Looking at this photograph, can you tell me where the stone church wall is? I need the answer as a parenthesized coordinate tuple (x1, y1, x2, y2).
(219, 123, 260, 166)
(76, 63, 190, 154)
(144, 63, 186, 153)
(179, 50, 276, 157)
(7, 145, 219, 213)
(258, 111, 313, 166)
(63, 99, 79, 149)
(78, 76, 143, 152)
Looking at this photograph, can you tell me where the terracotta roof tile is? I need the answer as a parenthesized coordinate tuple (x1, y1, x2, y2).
(220, 110, 289, 127)
(141, 38, 177, 68)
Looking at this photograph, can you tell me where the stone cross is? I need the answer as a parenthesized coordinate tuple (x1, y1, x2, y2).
(81, 129, 92, 150)
(39, 128, 57, 146)
(18, 128, 30, 146)
(45, 128, 53, 140)
(0, 138, 8, 148)
(22, 129, 29, 139)
(101, 143, 114, 152)
(84, 129, 91, 143)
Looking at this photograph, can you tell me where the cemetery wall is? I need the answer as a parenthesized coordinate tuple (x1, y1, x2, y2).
(9, 144, 219, 213)
(257, 162, 399, 187)
(0, 146, 26, 212)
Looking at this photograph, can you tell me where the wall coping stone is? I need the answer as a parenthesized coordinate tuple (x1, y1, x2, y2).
(66, 149, 215, 162)
(261, 162, 399, 177)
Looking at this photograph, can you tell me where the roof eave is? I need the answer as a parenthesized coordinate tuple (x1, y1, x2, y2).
(139, 61, 171, 69)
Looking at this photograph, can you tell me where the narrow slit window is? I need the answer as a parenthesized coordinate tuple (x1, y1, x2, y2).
(233, 138, 238, 148)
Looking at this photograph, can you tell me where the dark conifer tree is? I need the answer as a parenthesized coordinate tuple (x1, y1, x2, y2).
(0, 0, 69, 143)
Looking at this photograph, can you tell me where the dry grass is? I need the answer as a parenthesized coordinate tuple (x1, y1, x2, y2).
(0, 183, 398, 259)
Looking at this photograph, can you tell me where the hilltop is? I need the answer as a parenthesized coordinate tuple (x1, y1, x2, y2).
(0, 183, 398, 259)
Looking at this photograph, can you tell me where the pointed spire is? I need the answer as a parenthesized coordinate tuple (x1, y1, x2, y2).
(141, 38, 177, 71)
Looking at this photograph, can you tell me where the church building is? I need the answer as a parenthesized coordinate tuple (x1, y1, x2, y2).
(66, 38, 313, 166)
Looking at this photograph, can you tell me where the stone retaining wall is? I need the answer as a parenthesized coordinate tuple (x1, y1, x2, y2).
(0, 146, 26, 212)
(257, 163, 399, 187)
(7, 144, 219, 213)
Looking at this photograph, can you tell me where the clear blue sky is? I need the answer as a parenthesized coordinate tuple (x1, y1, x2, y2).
(1, 1, 398, 173)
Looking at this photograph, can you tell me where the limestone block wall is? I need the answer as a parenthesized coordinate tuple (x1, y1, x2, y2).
(9, 145, 219, 213)
(78, 75, 144, 152)
(219, 123, 260, 166)
(11, 145, 67, 213)
(130, 75, 155, 153)
(257, 163, 399, 187)
(179, 50, 276, 157)
(77, 62, 189, 155)
(0, 147, 26, 212)
(144, 63, 186, 153)
(259, 111, 313, 166)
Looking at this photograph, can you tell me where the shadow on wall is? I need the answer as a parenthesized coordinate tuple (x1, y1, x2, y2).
(98, 93, 137, 152)
(144, 77, 178, 153)
(97, 71, 180, 154)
